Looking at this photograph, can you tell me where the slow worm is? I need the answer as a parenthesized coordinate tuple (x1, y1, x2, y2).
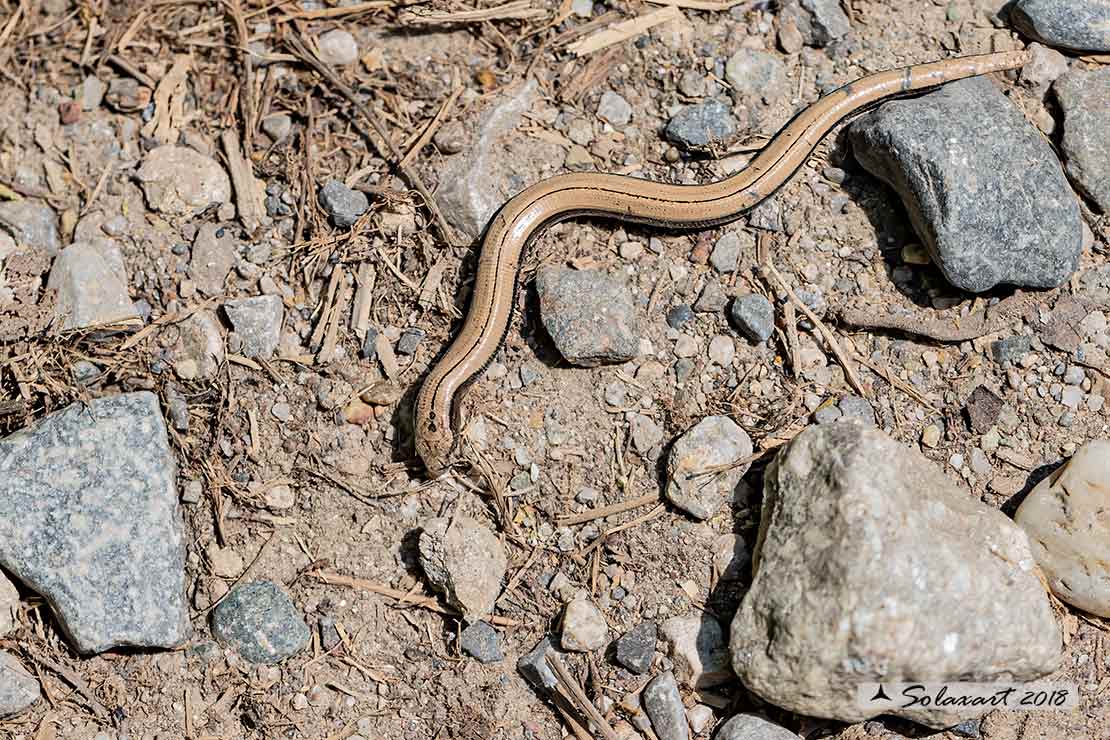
(414, 50, 1030, 477)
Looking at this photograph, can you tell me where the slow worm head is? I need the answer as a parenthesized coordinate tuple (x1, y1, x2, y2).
(414, 50, 1031, 478)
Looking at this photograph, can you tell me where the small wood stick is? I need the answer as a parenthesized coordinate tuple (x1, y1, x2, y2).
(557, 492, 659, 526)
(546, 653, 620, 740)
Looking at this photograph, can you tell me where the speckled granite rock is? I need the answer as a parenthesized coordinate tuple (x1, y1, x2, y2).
(136, 145, 231, 216)
(47, 239, 139, 330)
(665, 416, 753, 520)
(0, 199, 60, 254)
(0, 392, 189, 653)
(849, 77, 1082, 293)
(435, 79, 538, 240)
(418, 517, 507, 619)
(1011, 0, 1110, 53)
(665, 99, 738, 151)
(1015, 440, 1110, 617)
(0, 651, 40, 717)
(730, 422, 1062, 729)
(536, 267, 640, 367)
(224, 295, 283, 359)
(211, 580, 310, 664)
(1055, 68, 1110, 212)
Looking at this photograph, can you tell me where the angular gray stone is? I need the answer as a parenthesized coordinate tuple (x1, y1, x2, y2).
(189, 223, 237, 296)
(136, 145, 231, 217)
(316, 29, 359, 66)
(0, 651, 39, 717)
(665, 99, 737, 151)
(1011, 0, 1110, 53)
(536, 266, 640, 366)
(436, 80, 538, 240)
(1055, 68, 1110, 212)
(0, 392, 189, 653)
(730, 294, 774, 342)
(318, 179, 369, 228)
(799, 0, 851, 45)
(561, 599, 608, 652)
(715, 713, 796, 740)
(0, 572, 17, 636)
(224, 295, 283, 359)
(1015, 439, 1110, 617)
(47, 239, 139, 330)
(518, 636, 558, 690)
(642, 671, 689, 740)
(167, 309, 225, 380)
(615, 621, 656, 674)
(725, 50, 788, 102)
(418, 517, 507, 620)
(666, 416, 753, 520)
(261, 113, 292, 141)
(211, 580, 310, 664)
(459, 620, 502, 663)
(660, 614, 732, 688)
(710, 231, 751, 273)
(0, 200, 60, 254)
(849, 77, 1082, 293)
(730, 422, 1062, 728)
(597, 91, 633, 127)
(1020, 43, 1069, 90)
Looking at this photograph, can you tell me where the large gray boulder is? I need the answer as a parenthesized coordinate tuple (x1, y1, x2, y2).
(1055, 68, 1110, 213)
(1011, 0, 1110, 53)
(730, 422, 1062, 729)
(849, 77, 1082, 293)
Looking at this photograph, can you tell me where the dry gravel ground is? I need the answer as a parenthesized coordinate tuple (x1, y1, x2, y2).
(0, 1, 1107, 739)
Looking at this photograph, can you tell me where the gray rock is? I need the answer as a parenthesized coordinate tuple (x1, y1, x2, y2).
(47, 239, 139, 330)
(642, 671, 689, 740)
(660, 614, 732, 688)
(136, 145, 231, 216)
(849, 77, 1082, 293)
(318, 179, 369, 228)
(597, 91, 632, 126)
(730, 422, 1062, 728)
(518, 636, 558, 690)
(164, 383, 189, 432)
(665, 99, 737, 151)
(167, 310, 225, 380)
(1015, 440, 1110, 617)
(1011, 0, 1110, 53)
(712, 533, 750, 582)
(189, 224, 237, 296)
(949, 719, 982, 738)
(990, 335, 1032, 364)
(715, 713, 796, 740)
(799, 0, 851, 45)
(0, 200, 60, 254)
(666, 304, 694, 329)
(628, 413, 663, 455)
(1020, 43, 1069, 90)
(436, 80, 538, 240)
(396, 327, 425, 355)
(730, 294, 774, 342)
(725, 50, 787, 102)
(418, 517, 507, 620)
(224, 295, 283, 359)
(459, 620, 502, 663)
(615, 621, 656, 674)
(317, 29, 359, 65)
(710, 231, 751, 273)
(836, 395, 875, 426)
(1055, 68, 1110, 212)
(211, 580, 310, 664)
(693, 280, 728, 314)
(536, 266, 640, 366)
(78, 76, 106, 111)
(261, 113, 292, 141)
(666, 416, 753, 520)
(0, 392, 189, 653)
(561, 599, 608, 652)
(0, 651, 39, 717)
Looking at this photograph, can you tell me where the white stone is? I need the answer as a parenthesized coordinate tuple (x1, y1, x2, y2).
(317, 29, 359, 66)
(659, 614, 732, 688)
(561, 599, 608, 651)
(136, 145, 231, 216)
(1015, 439, 1110, 617)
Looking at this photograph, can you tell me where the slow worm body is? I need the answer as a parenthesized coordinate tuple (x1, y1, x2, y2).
(414, 50, 1030, 477)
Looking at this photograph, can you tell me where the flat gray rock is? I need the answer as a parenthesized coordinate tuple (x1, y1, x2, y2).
(0, 200, 60, 254)
(849, 77, 1082, 293)
(1011, 0, 1110, 53)
(725, 50, 787, 103)
(730, 422, 1062, 729)
(665, 416, 753, 520)
(224, 295, 283, 359)
(211, 580, 310, 664)
(0, 651, 40, 717)
(435, 80, 537, 240)
(418, 517, 507, 620)
(642, 671, 689, 740)
(0, 392, 189, 654)
(318, 179, 368, 228)
(659, 614, 732, 688)
(189, 224, 237, 297)
(730, 294, 774, 342)
(459, 620, 502, 663)
(665, 99, 738, 151)
(1015, 439, 1110, 617)
(1055, 68, 1110, 212)
(136, 145, 231, 217)
(536, 266, 640, 367)
(47, 239, 139, 330)
(715, 713, 796, 740)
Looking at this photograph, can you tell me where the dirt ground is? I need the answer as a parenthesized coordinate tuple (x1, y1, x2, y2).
(0, 1, 1107, 739)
